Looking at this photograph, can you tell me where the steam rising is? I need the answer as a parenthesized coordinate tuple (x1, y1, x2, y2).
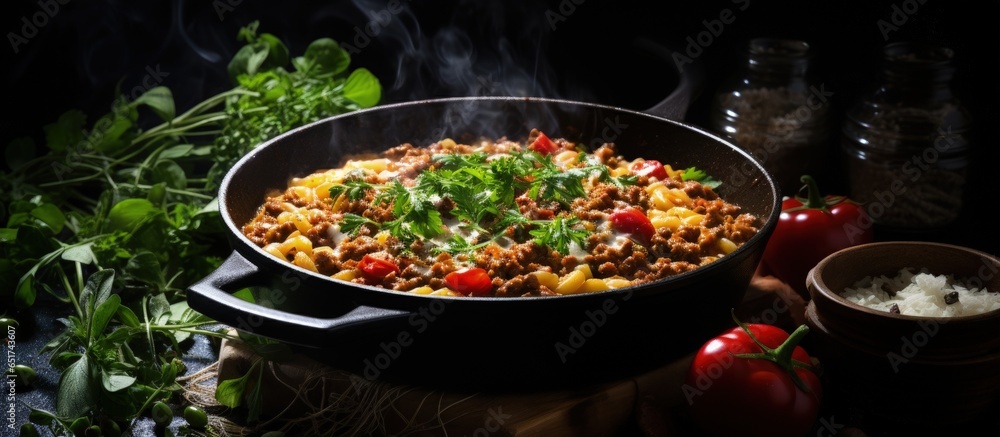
(347, 0, 579, 103)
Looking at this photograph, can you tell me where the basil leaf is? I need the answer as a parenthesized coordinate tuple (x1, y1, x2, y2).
(15, 274, 35, 310)
(101, 367, 137, 393)
(131, 87, 175, 122)
(117, 305, 141, 328)
(125, 251, 166, 289)
(215, 369, 251, 408)
(158, 144, 193, 160)
(0, 228, 15, 243)
(152, 159, 187, 189)
(341, 68, 382, 108)
(107, 198, 158, 232)
(299, 37, 350, 77)
(30, 203, 66, 234)
(43, 110, 86, 152)
(88, 111, 137, 153)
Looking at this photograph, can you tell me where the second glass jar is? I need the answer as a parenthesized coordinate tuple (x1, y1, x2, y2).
(709, 38, 832, 196)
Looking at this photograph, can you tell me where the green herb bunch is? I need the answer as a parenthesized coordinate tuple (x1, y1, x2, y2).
(1, 21, 381, 435)
(331, 149, 638, 257)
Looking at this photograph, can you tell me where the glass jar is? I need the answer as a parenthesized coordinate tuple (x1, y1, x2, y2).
(840, 42, 972, 232)
(709, 38, 832, 196)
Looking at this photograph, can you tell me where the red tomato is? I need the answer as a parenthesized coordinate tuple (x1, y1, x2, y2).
(528, 132, 558, 155)
(444, 267, 493, 296)
(357, 254, 400, 283)
(685, 318, 822, 437)
(761, 175, 874, 297)
(629, 160, 668, 180)
(609, 208, 655, 244)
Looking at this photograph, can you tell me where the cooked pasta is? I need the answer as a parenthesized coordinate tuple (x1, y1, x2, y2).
(242, 129, 760, 297)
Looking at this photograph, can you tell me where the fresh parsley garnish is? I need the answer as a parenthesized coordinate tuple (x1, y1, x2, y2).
(431, 234, 491, 257)
(682, 166, 722, 189)
(328, 148, 612, 256)
(339, 213, 377, 235)
(529, 216, 590, 255)
(328, 179, 375, 201)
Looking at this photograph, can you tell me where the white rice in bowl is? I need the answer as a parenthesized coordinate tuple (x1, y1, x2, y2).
(840, 268, 1000, 317)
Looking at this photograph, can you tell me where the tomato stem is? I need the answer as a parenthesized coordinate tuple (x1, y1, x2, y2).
(799, 175, 827, 210)
(728, 309, 815, 393)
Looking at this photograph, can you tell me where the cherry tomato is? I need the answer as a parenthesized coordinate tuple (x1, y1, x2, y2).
(528, 132, 558, 155)
(609, 208, 655, 244)
(444, 267, 493, 296)
(629, 160, 668, 180)
(761, 175, 874, 298)
(685, 316, 822, 437)
(357, 254, 400, 282)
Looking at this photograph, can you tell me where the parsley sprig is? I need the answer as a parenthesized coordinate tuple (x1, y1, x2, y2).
(327, 149, 629, 255)
(682, 166, 722, 189)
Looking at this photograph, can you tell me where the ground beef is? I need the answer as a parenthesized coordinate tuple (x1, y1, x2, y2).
(243, 132, 761, 297)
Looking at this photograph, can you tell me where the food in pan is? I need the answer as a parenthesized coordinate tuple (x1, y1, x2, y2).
(242, 129, 760, 297)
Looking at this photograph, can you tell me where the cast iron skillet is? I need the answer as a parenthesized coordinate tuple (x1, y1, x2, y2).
(187, 46, 779, 388)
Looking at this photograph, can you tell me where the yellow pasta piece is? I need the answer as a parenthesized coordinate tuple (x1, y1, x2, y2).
(376, 231, 390, 245)
(439, 138, 457, 149)
(664, 164, 680, 179)
(533, 271, 560, 290)
(666, 207, 696, 218)
(644, 181, 666, 194)
(331, 269, 358, 281)
(648, 209, 682, 230)
(291, 213, 313, 234)
(331, 193, 349, 212)
(683, 214, 705, 226)
(555, 270, 586, 294)
(278, 235, 312, 256)
(288, 186, 315, 203)
(312, 246, 335, 257)
(431, 288, 461, 296)
(575, 263, 593, 279)
(579, 278, 609, 293)
(610, 166, 630, 177)
(293, 251, 318, 272)
(281, 202, 297, 212)
(604, 277, 632, 289)
(553, 150, 579, 165)
(650, 186, 676, 210)
(291, 173, 328, 188)
(315, 181, 335, 200)
(263, 243, 285, 260)
(410, 286, 434, 295)
(667, 188, 691, 206)
(346, 158, 390, 173)
(718, 237, 738, 255)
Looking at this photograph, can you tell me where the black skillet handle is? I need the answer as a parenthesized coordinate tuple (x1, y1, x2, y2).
(187, 251, 411, 346)
(632, 37, 706, 122)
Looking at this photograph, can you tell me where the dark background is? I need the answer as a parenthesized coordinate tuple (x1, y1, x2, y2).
(3, 0, 998, 253)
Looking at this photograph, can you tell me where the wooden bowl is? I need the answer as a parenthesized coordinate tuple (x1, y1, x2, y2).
(804, 241, 1000, 428)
